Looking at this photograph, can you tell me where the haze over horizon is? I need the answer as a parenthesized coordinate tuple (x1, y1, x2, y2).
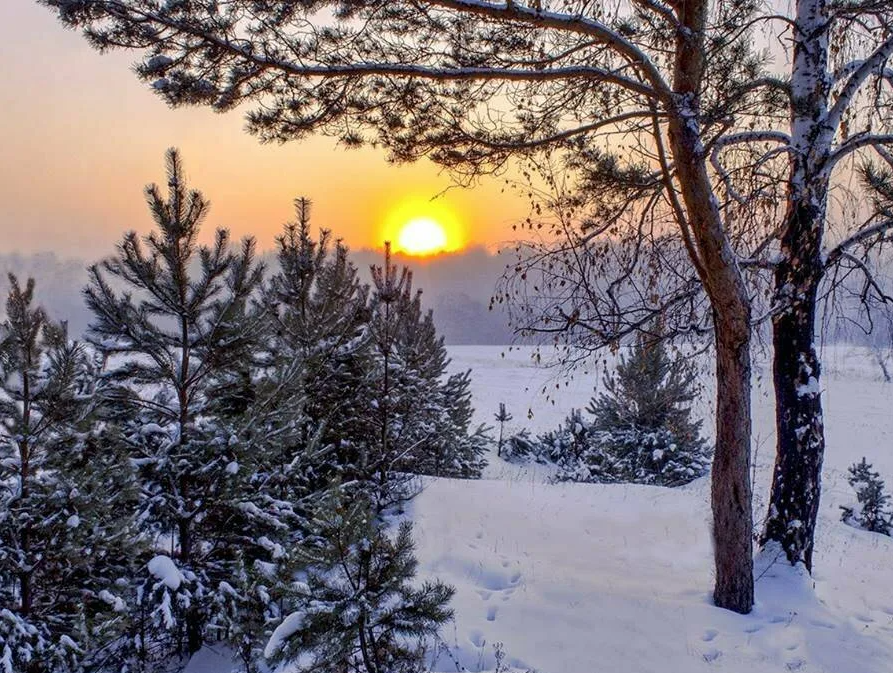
(0, 2, 528, 258)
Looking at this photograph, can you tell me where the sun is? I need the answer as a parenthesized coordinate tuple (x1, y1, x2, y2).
(381, 197, 466, 256)
(397, 217, 449, 255)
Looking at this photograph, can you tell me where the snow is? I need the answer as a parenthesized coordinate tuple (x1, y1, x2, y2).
(257, 536, 286, 560)
(148, 555, 183, 591)
(407, 475, 892, 673)
(98, 589, 126, 612)
(412, 345, 893, 673)
(185, 345, 893, 673)
(264, 611, 305, 659)
(796, 376, 821, 397)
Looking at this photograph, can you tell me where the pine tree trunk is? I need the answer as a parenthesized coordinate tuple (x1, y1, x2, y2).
(19, 368, 33, 618)
(712, 321, 755, 612)
(763, 202, 826, 570)
(19, 450, 32, 617)
(667, 0, 755, 613)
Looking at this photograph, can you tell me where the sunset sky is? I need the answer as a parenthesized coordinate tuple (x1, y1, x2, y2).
(0, 2, 527, 259)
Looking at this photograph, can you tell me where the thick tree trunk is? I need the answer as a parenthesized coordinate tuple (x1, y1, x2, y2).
(712, 321, 755, 612)
(763, 202, 826, 570)
(667, 0, 755, 614)
(762, 0, 830, 571)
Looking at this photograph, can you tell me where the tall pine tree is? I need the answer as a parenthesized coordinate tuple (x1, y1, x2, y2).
(84, 149, 266, 659)
(264, 199, 373, 493)
(0, 276, 137, 673)
(367, 245, 488, 491)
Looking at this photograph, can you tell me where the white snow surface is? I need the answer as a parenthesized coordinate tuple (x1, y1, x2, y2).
(186, 345, 893, 673)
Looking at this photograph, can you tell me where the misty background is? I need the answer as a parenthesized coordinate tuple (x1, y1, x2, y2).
(0, 247, 519, 345)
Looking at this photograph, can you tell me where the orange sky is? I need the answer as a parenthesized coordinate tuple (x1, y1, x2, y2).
(0, 2, 527, 258)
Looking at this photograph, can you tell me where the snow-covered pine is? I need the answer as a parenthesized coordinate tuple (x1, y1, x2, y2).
(367, 245, 489, 492)
(83, 149, 268, 661)
(0, 276, 139, 673)
(540, 336, 710, 487)
(840, 458, 892, 536)
(263, 492, 454, 673)
(263, 198, 374, 494)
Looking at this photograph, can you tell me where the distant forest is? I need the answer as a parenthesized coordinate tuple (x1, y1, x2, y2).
(0, 249, 517, 345)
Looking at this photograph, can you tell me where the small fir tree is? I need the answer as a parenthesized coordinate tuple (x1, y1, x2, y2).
(840, 458, 892, 535)
(367, 244, 488, 490)
(535, 409, 589, 467)
(263, 493, 454, 673)
(501, 429, 538, 462)
(543, 335, 710, 487)
(494, 403, 513, 458)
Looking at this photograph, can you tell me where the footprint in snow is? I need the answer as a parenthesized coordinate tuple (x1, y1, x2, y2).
(702, 649, 721, 663)
(486, 605, 498, 622)
(701, 629, 718, 642)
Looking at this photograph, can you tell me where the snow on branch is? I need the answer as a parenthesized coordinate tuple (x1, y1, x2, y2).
(825, 134, 893, 176)
(827, 34, 893, 131)
(424, 0, 672, 93)
(825, 217, 893, 266)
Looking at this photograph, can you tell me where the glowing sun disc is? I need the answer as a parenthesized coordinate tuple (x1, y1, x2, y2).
(397, 217, 449, 255)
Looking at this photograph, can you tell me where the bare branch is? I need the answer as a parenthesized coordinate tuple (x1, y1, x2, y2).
(825, 217, 893, 264)
(827, 34, 893, 130)
(825, 133, 893, 175)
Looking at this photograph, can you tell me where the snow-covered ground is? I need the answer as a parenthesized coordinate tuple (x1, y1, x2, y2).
(189, 345, 893, 673)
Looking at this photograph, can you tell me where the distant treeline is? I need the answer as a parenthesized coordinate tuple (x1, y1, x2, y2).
(0, 248, 518, 345)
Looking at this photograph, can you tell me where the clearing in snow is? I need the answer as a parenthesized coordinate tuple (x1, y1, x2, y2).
(187, 345, 893, 673)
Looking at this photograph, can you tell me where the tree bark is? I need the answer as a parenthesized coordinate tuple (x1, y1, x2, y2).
(667, 0, 755, 614)
(19, 366, 33, 617)
(712, 321, 755, 611)
(763, 201, 826, 570)
(762, 0, 830, 572)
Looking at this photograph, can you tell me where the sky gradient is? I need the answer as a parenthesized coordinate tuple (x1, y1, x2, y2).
(0, 2, 527, 259)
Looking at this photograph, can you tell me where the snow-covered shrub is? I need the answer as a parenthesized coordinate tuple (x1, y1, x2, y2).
(840, 458, 892, 535)
(264, 495, 454, 673)
(534, 409, 589, 467)
(500, 429, 539, 462)
(540, 336, 710, 487)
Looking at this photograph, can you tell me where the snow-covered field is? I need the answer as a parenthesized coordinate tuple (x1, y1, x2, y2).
(190, 345, 893, 673)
